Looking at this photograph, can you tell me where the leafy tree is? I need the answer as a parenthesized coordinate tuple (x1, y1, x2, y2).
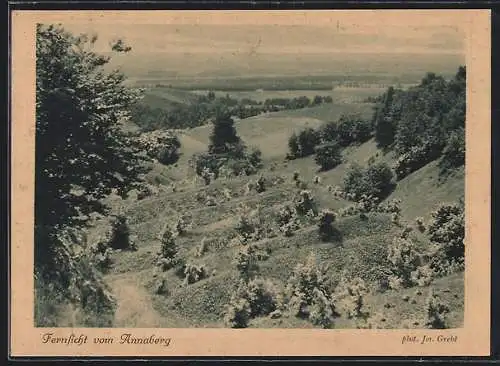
(427, 201, 465, 269)
(343, 163, 369, 200)
(208, 106, 243, 156)
(319, 121, 338, 143)
(35, 25, 148, 293)
(297, 127, 321, 157)
(337, 114, 373, 146)
(392, 67, 465, 163)
(365, 162, 395, 199)
(315, 142, 343, 171)
(374, 86, 396, 149)
(312, 95, 323, 106)
(343, 162, 394, 200)
(287, 132, 300, 159)
(440, 127, 465, 173)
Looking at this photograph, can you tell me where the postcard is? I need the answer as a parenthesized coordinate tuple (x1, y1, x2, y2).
(10, 9, 491, 357)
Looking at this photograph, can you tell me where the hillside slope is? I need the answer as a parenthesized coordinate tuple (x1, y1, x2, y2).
(102, 124, 464, 329)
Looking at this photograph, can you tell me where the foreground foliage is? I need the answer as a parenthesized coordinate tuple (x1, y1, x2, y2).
(35, 24, 149, 325)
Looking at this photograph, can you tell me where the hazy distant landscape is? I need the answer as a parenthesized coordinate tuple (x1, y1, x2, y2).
(35, 15, 466, 331)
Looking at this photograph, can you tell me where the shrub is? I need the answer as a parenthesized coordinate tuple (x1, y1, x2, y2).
(295, 179, 308, 190)
(317, 209, 337, 241)
(235, 210, 257, 242)
(378, 198, 402, 214)
(190, 153, 221, 180)
(136, 183, 159, 200)
(387, 237, 420, 288)
(410, 264, 434, 287)
(428, 203, 464, 249)
(391, 212, 401, 226)
(309, 287, 335, 328)
(156, 228, 178, 271)
(357, 194, 380, 213)
(245, 181, 255, 195)
(400, 225, 413, 239)
(424, 289, 449, 329)
(292, 171, 300, 182)
(136, 130, 181, 165)
(224, 297, 251, 328)
(393, 140, 443, 180)
(338, 204, 359, 218)
(288, 291, 309, 318)
(201, 167, 215, 185)
(109, 215, 136, 251)
(91, 244, 113, 273)
(276, 205, 294, 226)
(225, 157, 258, 177)
(222, 187, 233, 201)
(195, 237, 208, 257)
(183, 263, 208, 285)
(233, 244, 258, 280)
(223, 278, 281, 327)
(153, 276, 169, 295)
(427, 202, 465, 273)
(276, 205, 300, 237)
(255, 175, 266, 193)
(247, 146, 263, 168)
(294, 190, 318, 217)
(174, 215, 191, 236)
(415, 217, 426, 232)
(343, 163, 394, 201)
(315, 142, 343, 171)
(335, 276, 368, 319)
(205, 194, 217, 206)
(245, 278, 281, 317)
(387, 275, 404, 290)
(156, 143, 180, 165)
(286, 254, 330, 318)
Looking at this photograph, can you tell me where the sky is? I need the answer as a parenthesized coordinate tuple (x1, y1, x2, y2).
(60, 10, 466, 56)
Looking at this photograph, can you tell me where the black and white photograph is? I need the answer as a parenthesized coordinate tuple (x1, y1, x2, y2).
(32, 11, 468, 331)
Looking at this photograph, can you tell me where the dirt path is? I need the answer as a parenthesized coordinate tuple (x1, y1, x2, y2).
(106, 273, 165, 328)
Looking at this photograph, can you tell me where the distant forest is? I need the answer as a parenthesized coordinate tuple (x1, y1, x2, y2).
(130, 91, 335, 131)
